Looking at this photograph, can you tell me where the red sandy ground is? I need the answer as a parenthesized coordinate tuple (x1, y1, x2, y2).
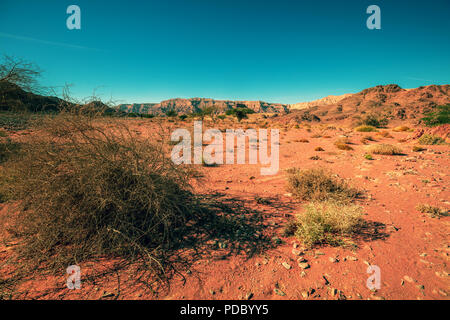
(0, 119, 448, 300)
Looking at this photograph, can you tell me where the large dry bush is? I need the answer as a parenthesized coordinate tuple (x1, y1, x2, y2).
(286, 168, 359, 202)
(2, 112, 204, 275)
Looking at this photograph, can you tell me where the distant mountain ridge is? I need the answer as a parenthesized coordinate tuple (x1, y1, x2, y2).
(118, 98, 289, 115)
(289, 94, 353, 110)
(278, 84, 450, 125)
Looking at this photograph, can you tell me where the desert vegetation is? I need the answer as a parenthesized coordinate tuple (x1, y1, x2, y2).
(367, 144, 403, 155)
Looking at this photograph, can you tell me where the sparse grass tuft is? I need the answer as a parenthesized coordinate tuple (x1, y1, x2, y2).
(355, 125, 378, 132)
(416, 204, 449, 218)
(286, 168, 359, 202)
(360, 135, 375, 145)
(418, 134, 446, 145)
(412, 145, 426, 152)
(292, 201, 365, 247)
(368, 144, 403, 155)
(334, 137, 353, 151)
(393, 126, 410, 132)
(376, 131, 394, 138)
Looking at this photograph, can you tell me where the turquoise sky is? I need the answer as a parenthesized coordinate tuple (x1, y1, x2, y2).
(1, 0, 449, 104)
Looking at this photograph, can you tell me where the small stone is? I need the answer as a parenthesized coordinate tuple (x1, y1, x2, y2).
(292, 249, 303, 256)
(301, 291, 309, 298)
(403, 275, 414, 283)
(346, 256, 358, 261)
(300, 271, 307, 278)
(292, 242, 299, 248)
(328, 257, 339, 263)
(101, 292, 115, 298)
(438, 290, 447, 297)
(282, 262, 292, 270)
(298, 262, 310, 270)
(210, 289, 216, 295)
(245, 292, 253, 300)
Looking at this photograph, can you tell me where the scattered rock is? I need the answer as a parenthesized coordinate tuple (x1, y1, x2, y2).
(101, 291, 115, 298)
(298, 262, 310, 270)
(292, 249, 303, 256)
(282, 262, 292, 270)
(403, 275, 415, 283)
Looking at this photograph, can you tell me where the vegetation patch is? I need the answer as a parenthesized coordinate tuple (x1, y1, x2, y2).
(418, 134, 446, 145)
(334, 137, 353, 151)
(291, 201, 365, 247)
(368, 144, 403, 155)
(412, 145, 426, 152)
(416, 204, 449, 218)
(393, 126, 410, 132)
(286, 168, 359, 202)
(0, 113, 268, 284)
(421, 104, 449, 127)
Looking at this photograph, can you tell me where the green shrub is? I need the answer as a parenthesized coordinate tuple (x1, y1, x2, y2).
(360, 114, 389, 128)
(421, 104, 449, 127)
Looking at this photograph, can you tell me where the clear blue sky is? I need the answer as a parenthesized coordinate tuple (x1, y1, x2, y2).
(1, 0, 449, 104)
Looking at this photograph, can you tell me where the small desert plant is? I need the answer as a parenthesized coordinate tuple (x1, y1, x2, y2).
(293, 201, 365, 247)
(364, 154, 374, 160)
(412, 145, 426, 152)
(393, 126, 410, 132)
(418, 134, 446, 145)
(355, 125, 378, 132)
(368, 144, 403, 155)
(334, 137, 353, 151)
(359, 114, 389, 128)
(286, 168, 359, 202)
(360, 135, 375, 145)
(376, 131, 394, 138)
(416, 204, 449, 218)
